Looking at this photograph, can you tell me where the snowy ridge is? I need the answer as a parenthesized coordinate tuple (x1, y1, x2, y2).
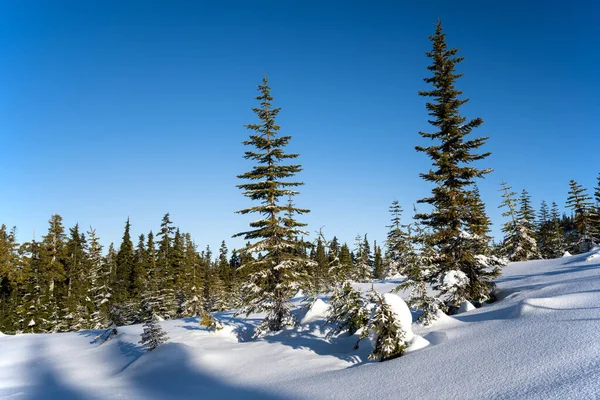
(3, 250, 600, 399)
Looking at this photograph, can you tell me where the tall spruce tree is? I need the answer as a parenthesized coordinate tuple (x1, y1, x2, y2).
(234, 76, 310, 336)
(415, 21, 495, 304)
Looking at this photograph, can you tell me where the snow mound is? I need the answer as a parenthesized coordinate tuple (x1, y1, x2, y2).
(562, 251, 572, 257)
(405, 335, 430, 353)
(301, 299, 330, 325)
(585, 250, 600, 262)
(441, 270, 469, 289)
(383, 293, 413, 342)
(456, 300, 476, 314)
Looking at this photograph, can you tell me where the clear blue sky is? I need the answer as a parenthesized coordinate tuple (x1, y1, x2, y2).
(1, 1, 599, 254)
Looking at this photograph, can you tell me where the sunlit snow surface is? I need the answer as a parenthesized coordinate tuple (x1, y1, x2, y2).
(3, 248, 600, 399)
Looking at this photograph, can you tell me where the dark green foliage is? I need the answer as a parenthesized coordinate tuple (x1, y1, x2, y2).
(566, 179, 594, 251)
(384, 201, 411, 277)
(360, 290, 408, 361)
(326, 282, 369, 337)
(114, 219, 135, 304)
(352, 234, 372, 282)
(373, 242, 384, 280)
(499, 181, 540, 261)
(415, 21, 495, 304)
(234, 76, 311, 336)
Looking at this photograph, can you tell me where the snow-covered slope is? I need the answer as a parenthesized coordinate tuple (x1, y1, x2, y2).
(3, 249, 600, 399)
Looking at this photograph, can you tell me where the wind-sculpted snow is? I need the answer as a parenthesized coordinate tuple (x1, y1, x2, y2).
(3, 248, 600, 399)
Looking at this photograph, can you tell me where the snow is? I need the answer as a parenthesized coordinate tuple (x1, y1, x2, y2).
(562, 251, 572, 257)
(300, 299, 330, 325)
(4, 250, 600, 398)
(441, 269, 469, 288)
(382, 293, 413, 342)
(456, 300, 476, 314)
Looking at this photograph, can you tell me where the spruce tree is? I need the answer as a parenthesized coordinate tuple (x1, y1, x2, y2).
(415, 21, 494, 304)
(547, 202, 567, 258)
(139, 313, 169, 351)
(499, 181, 539, 261)
(40, 215, 67, 331)
(114, 219, 135, 304)
(373, 242, 384, 280)
(537, 201, 552, 258)
(234, 76, 310, 336)
(566, 179, 594, 251)
(360, 290, 409, 361)
(592, 174, 600, 243)
(384, 200, 410, 278)
(326, 282, 369, 337)
(156, 214, 177, 318)
(87, 228, 111, 329)
(63, 224, 89, 330)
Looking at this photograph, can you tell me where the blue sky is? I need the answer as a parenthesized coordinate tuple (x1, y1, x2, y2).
(1, 1, 599, 254)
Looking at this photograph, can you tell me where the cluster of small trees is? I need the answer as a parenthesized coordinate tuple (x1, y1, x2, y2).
(499, 177, 600, 262)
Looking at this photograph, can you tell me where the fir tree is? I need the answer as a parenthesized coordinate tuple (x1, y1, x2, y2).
(353, 235, 372, 282)
(499, 181, 539, 261)
(139, 313, 169, 351)
(592, 174, 600, 243)
(393, 212, 442, 325)
(360, 290, 409, 361)
(62, 224, 89, 330)
(384, 200, 410, 278)
(114, 219, 135, 304)
(547, 202, 567, 258)
(326, 282, 369, 338)
(155, 214, 177, 318)
(566, 179, 594, 251)
(234, 76, 310, 336)
(537, 200, 552, 258)
(414, 21, 494, 305)
(373, 242, 384, 280)
(87, 228, 111, 329)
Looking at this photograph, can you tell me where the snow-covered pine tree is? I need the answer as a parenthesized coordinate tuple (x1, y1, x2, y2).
(62, 224, 89, 331)
(0, 225, 20, 333)
(87, 228, 112, 329)
(384, 200, 410, 278)
(414, 21, 495, 305)
(566, 179, 594, 252)
(516, 189, 541, 259)
(393, 211, 442, 325)
(326, 282, 369, 338)
(499, 181, 540, 261)
(352, 235, 372, 282)
(592, 174, 600, 244)
(360, 290, 409, 361)
(139, 313, 169, 351)
(373, 242, 384, 280)
(234, 76, 310, 336)
(546, 202, 567, 258)
(537, 200, 552, 258)
(155, 214, 177, 319)
(40, 214, 67, 332)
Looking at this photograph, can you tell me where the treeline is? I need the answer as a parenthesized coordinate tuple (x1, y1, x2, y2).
(498, 177, 600, 261)
(0, 213, 390, 334)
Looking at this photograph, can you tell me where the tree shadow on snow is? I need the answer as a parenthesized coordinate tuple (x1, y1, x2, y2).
(16, 342, 100, 400)
(261, 320, 364, 364)
(124, 343, 287, 400)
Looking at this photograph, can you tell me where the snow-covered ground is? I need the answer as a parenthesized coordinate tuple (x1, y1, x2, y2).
(3, 249, 600, 399)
